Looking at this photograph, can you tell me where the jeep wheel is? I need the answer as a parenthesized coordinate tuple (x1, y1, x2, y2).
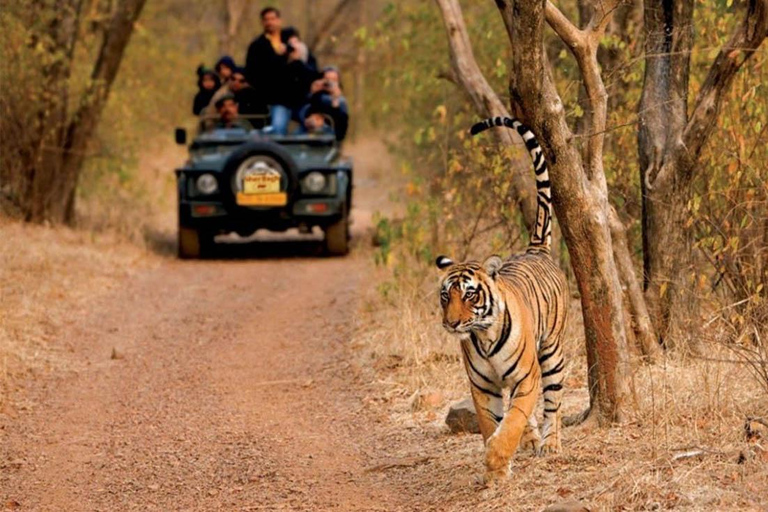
(323, 211, 350, 256)
(178, 227, 214, 259)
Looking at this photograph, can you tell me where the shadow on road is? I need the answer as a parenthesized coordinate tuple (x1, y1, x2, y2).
(206, 237, 328, 260)
(143, 226, 359, 261)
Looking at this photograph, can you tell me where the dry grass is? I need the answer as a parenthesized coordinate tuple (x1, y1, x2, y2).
(0, 144, 179, 408)
(75, 143, 182, 250)
(0, 217, 160, 409)
(354, 255, 768, 511)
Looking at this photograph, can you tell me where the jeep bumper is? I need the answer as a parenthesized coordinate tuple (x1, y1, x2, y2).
(179, 197, 346, 234)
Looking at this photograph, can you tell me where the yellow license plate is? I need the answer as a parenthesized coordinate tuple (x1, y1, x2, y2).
(243, 174, 280, 194)
(236, 192, 288, 206)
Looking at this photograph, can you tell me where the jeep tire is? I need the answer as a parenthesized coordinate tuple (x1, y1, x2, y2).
(323, 209, 350, 256)
(178, 226, 214, 259)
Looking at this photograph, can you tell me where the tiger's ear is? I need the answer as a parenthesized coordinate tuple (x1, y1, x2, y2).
(435, 255, 454, 270)
(483, 255, 503, 278)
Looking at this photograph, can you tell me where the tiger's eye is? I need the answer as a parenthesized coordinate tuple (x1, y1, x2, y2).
(464, 291, 476, 301)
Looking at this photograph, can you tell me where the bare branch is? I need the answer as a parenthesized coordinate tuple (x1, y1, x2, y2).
(434, 0, 537, 229)
(609, 207, 661, 361)
(683, 0, 768, 162)
(588, 0, 624, 35)
(436, 68, 458, 85)
(544, 0, 620, 180)
(544, 1, 585, 51)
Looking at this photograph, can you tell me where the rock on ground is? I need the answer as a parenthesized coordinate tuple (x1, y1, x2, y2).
(445, 398, 480, 434)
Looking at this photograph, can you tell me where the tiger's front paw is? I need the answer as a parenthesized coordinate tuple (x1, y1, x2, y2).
(485, 436, 511, 475)
(477, 465, 509, 488)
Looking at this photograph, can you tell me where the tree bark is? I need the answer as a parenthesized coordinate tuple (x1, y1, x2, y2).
(434, 0, 537, 232)
(639, 0, 768, 344)
(574, 0, 659, 359)
(495, 0, 631, 424)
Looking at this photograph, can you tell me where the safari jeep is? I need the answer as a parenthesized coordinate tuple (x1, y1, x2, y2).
(174, 124, 352, 258)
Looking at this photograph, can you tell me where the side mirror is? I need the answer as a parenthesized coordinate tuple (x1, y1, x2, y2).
(175, 127, 187, 145)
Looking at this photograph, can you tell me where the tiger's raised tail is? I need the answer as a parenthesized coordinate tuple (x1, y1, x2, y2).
(470, 117, 552, 252)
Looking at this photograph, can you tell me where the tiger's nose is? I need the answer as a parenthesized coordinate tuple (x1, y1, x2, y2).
(445, 319, 460, 329)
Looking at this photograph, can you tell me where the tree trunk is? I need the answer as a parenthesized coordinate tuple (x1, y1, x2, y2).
(25, 0, 147, 225)
(23, 0, 83, 223)
(497, 0, 632, 424)
(637, 0, 695, 344)
(434, 0, 537, 232)
(609, 207, 661, 361)
(576, 0, 659, 359)
(639, 0, 768, 344)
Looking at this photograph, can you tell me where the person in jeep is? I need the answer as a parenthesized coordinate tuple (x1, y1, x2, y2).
(299, 67, 349, 141)
(214, 94, 250, 130)
(191, 8, 350, 138)
(229, 67, 269, 127)
(193, 66, 220, 116)
(245, 7, 295, 135)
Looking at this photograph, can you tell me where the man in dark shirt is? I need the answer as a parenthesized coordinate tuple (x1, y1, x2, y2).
(229, 68, 269, 128)
(283, 29, 319, 115)
(244, 7, 296, 135)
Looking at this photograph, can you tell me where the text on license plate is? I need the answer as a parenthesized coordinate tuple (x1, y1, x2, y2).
(236, 192, 287, 206)
(243, 174, 280, 194)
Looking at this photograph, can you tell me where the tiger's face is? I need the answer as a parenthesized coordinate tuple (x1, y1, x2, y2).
(436, 255, 503, 334)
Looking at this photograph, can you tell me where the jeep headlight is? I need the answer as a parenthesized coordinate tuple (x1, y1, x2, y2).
(196, 173, 218, 195)
(303, 172, 326, 193)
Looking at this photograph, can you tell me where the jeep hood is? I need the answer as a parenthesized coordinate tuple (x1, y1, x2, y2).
(185, 131, 340, 171)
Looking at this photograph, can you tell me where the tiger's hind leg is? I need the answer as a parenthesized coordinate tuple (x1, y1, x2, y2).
(519, 414, 541, 455)
(538, 333, 565, 455)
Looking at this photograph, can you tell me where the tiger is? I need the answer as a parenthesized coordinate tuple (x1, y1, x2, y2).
(436, 116, 567, 483)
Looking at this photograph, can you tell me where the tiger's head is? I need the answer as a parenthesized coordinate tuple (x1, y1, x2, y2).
(436, 255, 503, 334)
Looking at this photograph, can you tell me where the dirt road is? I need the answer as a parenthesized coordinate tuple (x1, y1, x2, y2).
(0, 140, 443, 511)
(2, 252, 403, 511)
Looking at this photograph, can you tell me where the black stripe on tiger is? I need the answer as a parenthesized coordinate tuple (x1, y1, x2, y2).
(487, 308, 511, 358)
(470, 116, 552, 251)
